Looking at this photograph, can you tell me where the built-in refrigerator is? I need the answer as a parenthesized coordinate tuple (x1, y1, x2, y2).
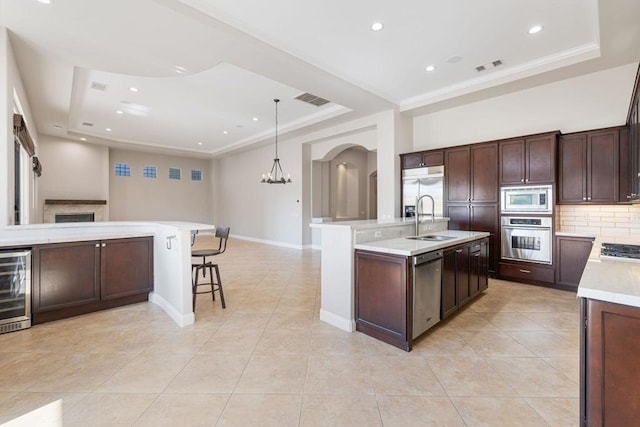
(402, 166, 445, 218)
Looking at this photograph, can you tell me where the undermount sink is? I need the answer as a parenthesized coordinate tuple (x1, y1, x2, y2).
(406, 235, 456, 242)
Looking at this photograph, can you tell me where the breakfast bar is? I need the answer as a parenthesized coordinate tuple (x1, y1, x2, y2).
(0, 221, 215, 329)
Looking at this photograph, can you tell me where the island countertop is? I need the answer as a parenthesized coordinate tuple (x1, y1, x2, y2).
(578, 254, 640, 309)
(354, 230, 490, 256)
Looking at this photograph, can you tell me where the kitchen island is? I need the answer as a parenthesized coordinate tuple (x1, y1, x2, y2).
(0, 221, 214, 328)
(310, 218, 489, 343)
(577, 244, 640, 425)
(355, 230, 490, 350)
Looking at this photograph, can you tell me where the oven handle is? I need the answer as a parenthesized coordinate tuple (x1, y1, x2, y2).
(502, 226, 551, 232)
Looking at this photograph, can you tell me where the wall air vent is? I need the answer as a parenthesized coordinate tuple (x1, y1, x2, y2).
(475, 65, 486, 72)
(294, 92, 330, 107)
(82, 122, 94, 127)
(91, 82, 107, 91)
(492, 59, 503, 67)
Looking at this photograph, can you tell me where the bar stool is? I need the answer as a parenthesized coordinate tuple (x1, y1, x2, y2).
(191, 226, 230, 310)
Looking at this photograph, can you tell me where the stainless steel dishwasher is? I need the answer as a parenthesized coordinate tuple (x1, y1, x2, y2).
(412, 250, 442, 339)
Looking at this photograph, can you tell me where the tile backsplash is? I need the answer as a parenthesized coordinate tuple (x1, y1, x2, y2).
(557, 205, 640, 244)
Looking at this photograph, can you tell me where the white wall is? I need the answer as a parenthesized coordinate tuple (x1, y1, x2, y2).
(0, 27, 39, 226)
(218, 140, 303, 247)
(413, 62, 638, 150)
(37, 136, 109, 221)
(109, 148, 213, 223)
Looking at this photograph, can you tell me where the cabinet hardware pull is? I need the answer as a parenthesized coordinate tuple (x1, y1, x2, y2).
(587, 197, 591, 200)
(520, 179, 524, 183)
(95, 244, 100, 248)
(101, 243, 106, 247)
(519, 269, 531, 273)
(474, 253, 480, 257)
(455, 249, 463, 253)
(525, 178, 529, 182)
(582, 197, 586, 201)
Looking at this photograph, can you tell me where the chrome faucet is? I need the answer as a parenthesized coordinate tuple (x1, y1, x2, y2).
(415, 194, 435, 236)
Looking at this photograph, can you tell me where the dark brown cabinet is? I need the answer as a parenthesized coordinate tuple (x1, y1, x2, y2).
(445, 144, 498, 204)
(441, 238, 489, 320)
(401, 150, 444, 169)
(355, 250, 410, 350)
(555, 235, 594, 289)
(32, 236, 153, 324)
(445, 203, 499, 274)
(581, 299, 640, 426)
(498, 260, 555, 285)
(558, 128, 621, 204)
(499, 133, 557, 185)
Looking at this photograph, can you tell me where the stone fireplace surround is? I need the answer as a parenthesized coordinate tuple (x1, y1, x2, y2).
(43, 199, 107, 223)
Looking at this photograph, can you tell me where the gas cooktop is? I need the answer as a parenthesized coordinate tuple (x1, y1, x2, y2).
(601, 243, 640, 261)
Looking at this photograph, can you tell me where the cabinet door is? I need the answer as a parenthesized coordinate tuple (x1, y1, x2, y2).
(445, 204, 470, 231)
(355, 250, 409, 350)
(445, 146, 471, 203)
(470, 204, 499, 273)
(586, 300, 640, 426)
(588, 130, 619, 203)
(526, 135, 556, 184)
(478, 239, 489, 293)
(422, 150, 444, 167)
(455, 246, 472, 307)
(33, 241, 100, 312)
(471, 143, 498, 203)
(499, 139, 526, 185)
(402, 153, 423, 169)
(101, 237, 153, 300)
(558, 135, 587, 203)
(556, 236, 593, 288)
(441, 249, 458, 320)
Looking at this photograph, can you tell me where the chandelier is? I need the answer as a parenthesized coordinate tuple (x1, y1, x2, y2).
(261, 99, 291, 184)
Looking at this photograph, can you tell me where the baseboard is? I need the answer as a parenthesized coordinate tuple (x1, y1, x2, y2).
(230, 234, 304, 250)
(149, 292, 195, 327)
(319, 309, 356, 332)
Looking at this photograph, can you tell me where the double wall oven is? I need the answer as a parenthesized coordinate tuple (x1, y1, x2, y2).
(500, 185, 553, 264)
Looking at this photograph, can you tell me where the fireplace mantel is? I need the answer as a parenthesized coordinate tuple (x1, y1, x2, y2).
(45, 199, 107, 205)
(43, 200, 108, 223)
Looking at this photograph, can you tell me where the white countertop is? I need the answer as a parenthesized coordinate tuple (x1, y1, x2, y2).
(555, 231, 597, 239)
(310, 217, 449, 230)
(0, 221, 215, 247)
(354, 230, 490, 256)
(578, 257, 640, 308)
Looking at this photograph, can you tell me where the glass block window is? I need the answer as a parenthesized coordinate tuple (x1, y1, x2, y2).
(142, 165, 157, 178)
(114, 162, 130, 176)
(168, 167, 182, 180)
(191, 169, 202, 181)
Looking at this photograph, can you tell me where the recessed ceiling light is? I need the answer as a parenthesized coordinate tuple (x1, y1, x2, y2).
(129, 87, 139, 92)
(252, 117, 259, 121)
(370, 22, 383, 32)
(425, 65, 436, 72)
(447, 55, 462, 64)
(197, 142, 203, 146)
(528, 25, 543, 34)
(105, 128, 112, 132)
(175, 66, 187, 74)
(223, 131, 229, 135)
(115, 110, 124, 115)
(37, 0, 52, 4)
(80, 137, 87, 141)
(53, 124, 63, 129)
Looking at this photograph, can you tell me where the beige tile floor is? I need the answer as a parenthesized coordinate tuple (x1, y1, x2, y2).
(0, 238, 581, 426)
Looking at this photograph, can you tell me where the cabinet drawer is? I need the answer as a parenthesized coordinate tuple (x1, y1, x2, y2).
(499, 262, 554, 283)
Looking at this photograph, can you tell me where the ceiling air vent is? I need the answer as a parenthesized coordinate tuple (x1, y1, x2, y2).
(294, 92, 330, 107)
(82, 122, 94, 127)
(475, 59, 504, 72)
(91, 82, 107, 91)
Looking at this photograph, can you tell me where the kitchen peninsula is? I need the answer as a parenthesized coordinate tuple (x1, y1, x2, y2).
(0, 221, 214, 328)
(311, 218, 489, 350)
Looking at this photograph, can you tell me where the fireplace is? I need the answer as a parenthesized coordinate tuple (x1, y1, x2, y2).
(55, 213, 95, 223)
(44, 200, 107, 223)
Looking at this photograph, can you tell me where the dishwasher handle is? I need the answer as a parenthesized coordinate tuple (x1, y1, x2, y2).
(414, 250, 443, 266)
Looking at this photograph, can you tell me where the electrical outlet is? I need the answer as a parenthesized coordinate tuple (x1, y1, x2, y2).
(374, 231, 382, 238)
